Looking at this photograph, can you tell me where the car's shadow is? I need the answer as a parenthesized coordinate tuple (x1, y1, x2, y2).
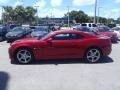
(112, 40, 120, 44)
(13, 56, 114, 65)
(0, 72, 10, 90)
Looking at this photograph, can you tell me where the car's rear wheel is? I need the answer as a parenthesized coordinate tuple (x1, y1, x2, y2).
(85, 48, 101, 63)
(15, 48, 33, 64)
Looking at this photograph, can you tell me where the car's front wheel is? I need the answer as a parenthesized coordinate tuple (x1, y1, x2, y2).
(15, 48, 33, 64)
(85, 48, 102, 63)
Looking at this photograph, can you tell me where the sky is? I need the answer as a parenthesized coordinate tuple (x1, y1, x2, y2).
(0, 0, 120, 19)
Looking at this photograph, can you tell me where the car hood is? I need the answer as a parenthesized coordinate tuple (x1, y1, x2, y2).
(6, 31, 23, 36)
(13, 38, 38, 43)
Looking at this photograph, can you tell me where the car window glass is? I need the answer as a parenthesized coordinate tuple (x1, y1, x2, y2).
(52, 33, 84, 40)
(92, 24, 97, 27)
(53, 34, 69, 40)
(98, 27, 111, 32)
(12, 27, 24, 32)
(78, 27, 91, 32)
(89, 24, 91, 27)
(81, 24, 87, 26)
(70, 34, 84, 39)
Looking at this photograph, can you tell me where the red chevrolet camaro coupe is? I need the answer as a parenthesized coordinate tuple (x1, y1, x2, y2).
(9, 30, 112, 64)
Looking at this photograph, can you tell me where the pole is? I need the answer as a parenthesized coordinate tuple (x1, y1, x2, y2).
(51, 8, 53, 23)
(67, 6, 70, 27)
(0, 6, 3, 24)
(94, 0, 97, 24)
(34, 6, 39, 25)
(97, 7, 102, 24)
(1, 6, 4, 24)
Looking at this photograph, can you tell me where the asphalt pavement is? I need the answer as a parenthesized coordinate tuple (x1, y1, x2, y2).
(0, 41, 120, 90)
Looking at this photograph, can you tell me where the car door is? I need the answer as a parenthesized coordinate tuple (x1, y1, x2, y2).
(42, 33, 84, 59)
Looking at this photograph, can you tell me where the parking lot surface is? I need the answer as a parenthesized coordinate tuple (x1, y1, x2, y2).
(0, 41, 120, 90)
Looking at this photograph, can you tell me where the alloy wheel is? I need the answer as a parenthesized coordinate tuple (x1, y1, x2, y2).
(16, 49, 32, 64)
(86, 48, 101, 63)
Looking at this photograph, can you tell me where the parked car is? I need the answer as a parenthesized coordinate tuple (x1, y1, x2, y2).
(54, 24, 61, 30)
(9, 24, 18, 29)
(9, 30, 112, 64)
(0, 26, 9, 41)
(73, 23, 97, 30)
(48, 23, 61, 31)
(6, 27, 32, 43)
(0, 27, 3, 41)
(93, 26, 118, 43)
(31, 26, 49, 38)
(81, 23, 97, 28)
(72, 23, 81, 30)
(74, 26, 96, 34)
(112, 27, 120, 40)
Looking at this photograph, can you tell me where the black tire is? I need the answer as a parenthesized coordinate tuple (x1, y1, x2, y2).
(85, 48, 102, 63)
(15, 48, 34, 64)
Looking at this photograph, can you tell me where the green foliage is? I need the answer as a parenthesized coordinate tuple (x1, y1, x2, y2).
(116, 17, 120, 24)
(64, 10, 120, 24)
(64, 10, 89, 23)
(2, 6, 120, 24)
(3, 6, 37, 25)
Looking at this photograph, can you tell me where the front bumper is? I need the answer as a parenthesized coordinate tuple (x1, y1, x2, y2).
(102, 45, 112, 56)
(8, 46, 15, 61)
(6, 37, 22, 42)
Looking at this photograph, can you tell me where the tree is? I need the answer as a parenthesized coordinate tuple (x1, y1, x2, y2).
(98, 17, 108, 24)
(3, 6, 37, 25)
(25, 6, 37, 25)
(3, 6, 14, 23)
(64, 10, 90, 23)
(116, 17, 120, 24)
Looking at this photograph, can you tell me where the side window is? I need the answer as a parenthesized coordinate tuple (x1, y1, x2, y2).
(89, 24, 91, 27)
(92, 24, 97, 27)
(52, 34, 70, 40)
(52, 33, 84, 40)
(81, 24, 87, 26)
(70, 34, 84, 40)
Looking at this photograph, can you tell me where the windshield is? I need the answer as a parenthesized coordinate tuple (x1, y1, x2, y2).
(37, 33, 49, 39)
(78, 27, 91, 32)
(97, 27, 111, 32)
(34, 27, 48, 32)
(11, 27, 25, 32)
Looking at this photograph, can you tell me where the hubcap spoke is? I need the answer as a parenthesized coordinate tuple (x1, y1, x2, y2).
(93, 50, 98, 56)
(92, 57, 95, 62)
